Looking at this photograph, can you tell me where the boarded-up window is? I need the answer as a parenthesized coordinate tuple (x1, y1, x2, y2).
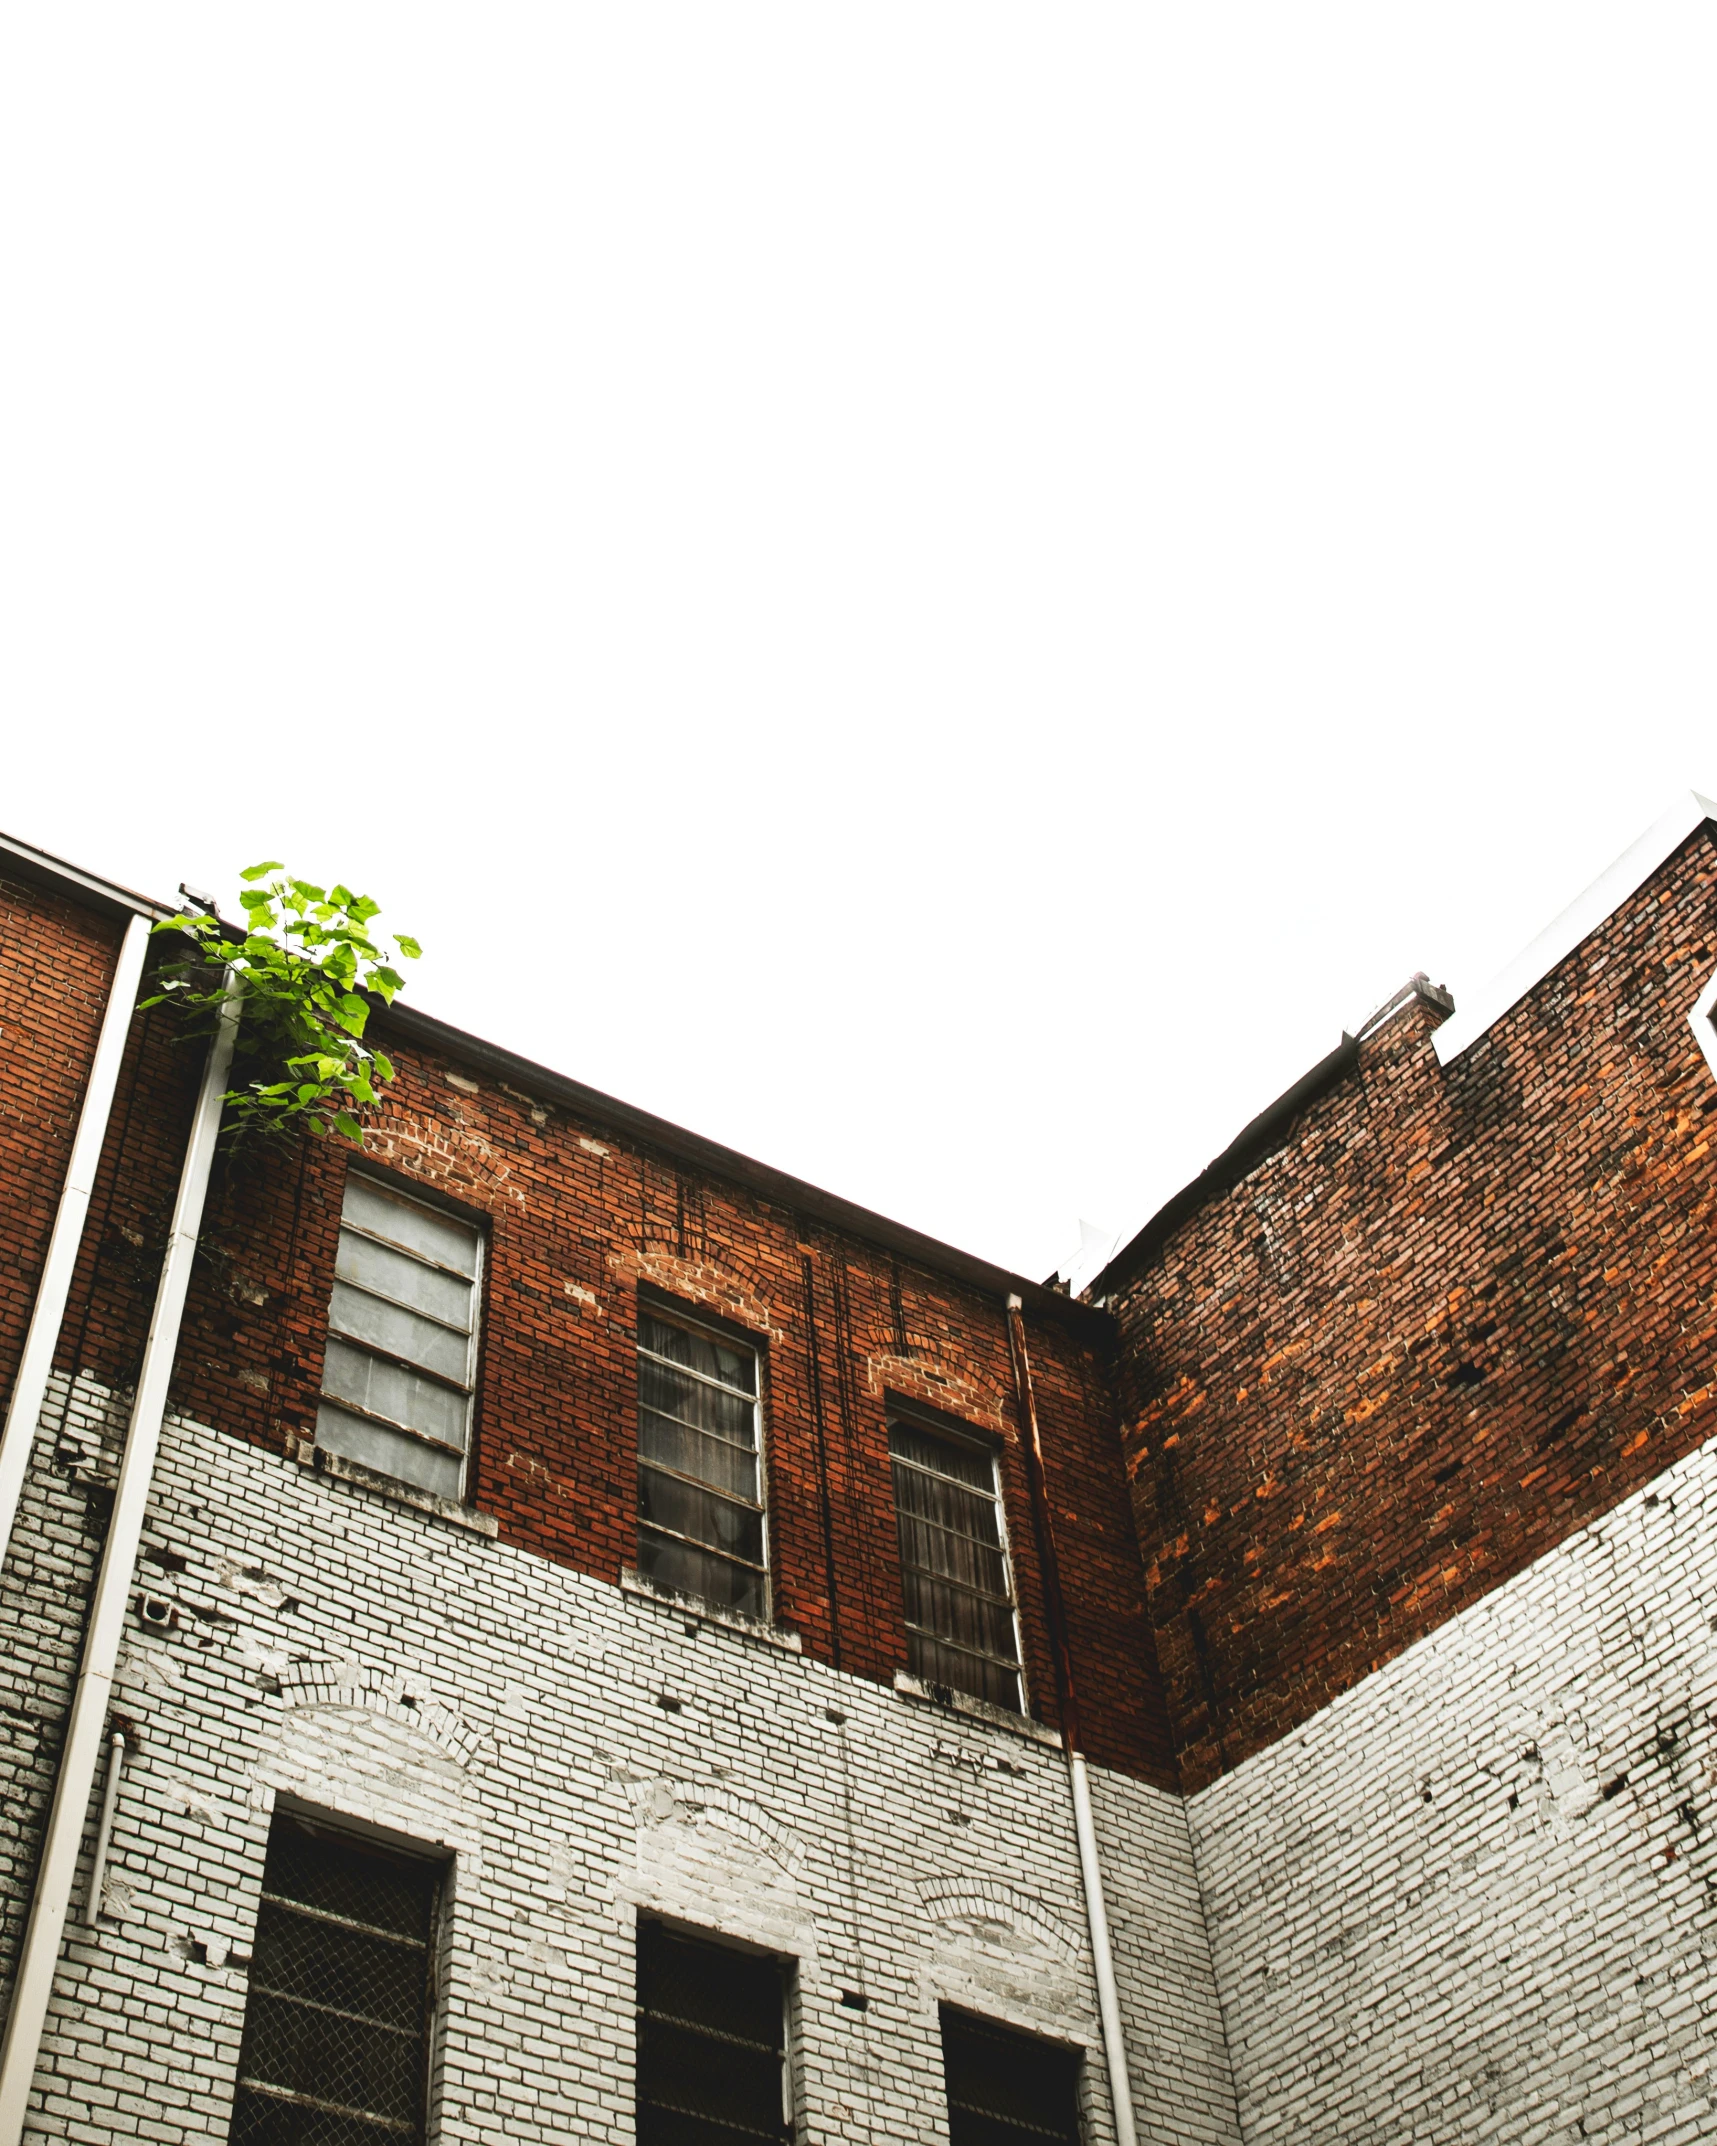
(316, 1173, 481, 1500)
(636, 1306, 767, 1615)
(636, 1919, 792, 2144)
(231, 1812, 440, 2145)
(940, 2009, 1082, 2146)
(889, 1419, 1022, 1711)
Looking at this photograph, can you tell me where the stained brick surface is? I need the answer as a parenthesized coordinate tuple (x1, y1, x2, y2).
(0, 873, 125, 1402)
(1107, 826, 1717, 1790)
(6, 871, 1172, 1788)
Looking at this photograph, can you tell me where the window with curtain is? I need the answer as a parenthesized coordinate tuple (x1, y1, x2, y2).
(940, 2008, 1083, 2146)
(635, 1919, 793, 2144)
(316, 1173, 482, 1501)
(635, 1305, 768, 1616)
(889, 1418, 1023, 1711)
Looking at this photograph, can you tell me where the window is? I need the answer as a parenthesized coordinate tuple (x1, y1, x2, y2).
(940, 2009, 1082, 2146)
(636, 1919, 792, 2144)
(635, 1305, 767, 1616)
(316, 1173, 482, 1501)
(889, 1418, 1023, 1711)
(231, 1812, 440, 2145)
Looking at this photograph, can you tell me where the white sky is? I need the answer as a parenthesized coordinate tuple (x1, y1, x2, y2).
(3, 8, 1714, 1284)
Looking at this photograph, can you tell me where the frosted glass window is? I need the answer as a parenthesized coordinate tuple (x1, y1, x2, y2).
(316, 1174, 481, 1501)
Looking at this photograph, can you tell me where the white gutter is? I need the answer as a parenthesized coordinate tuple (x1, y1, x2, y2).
(0, 914, 151, 1569)
(0, 970, 240, 2146)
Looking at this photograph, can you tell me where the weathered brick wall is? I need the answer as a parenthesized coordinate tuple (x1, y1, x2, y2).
(8, 1394, 1241, 2146)
(0, 1376, 129, 2017)
(144, 1027, 1172, 1784)
(1190, 1430, 1717, 2145)
(0, 873, 125, 1404)
(1107, 826, 1717, 1790)
(0, 875, 199, 2009)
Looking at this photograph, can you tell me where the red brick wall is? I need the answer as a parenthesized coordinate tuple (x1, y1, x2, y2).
(1107, 826, 1717, 1790)
(148, 1029, 1174, 1786)
(0, 874, 128, 1405)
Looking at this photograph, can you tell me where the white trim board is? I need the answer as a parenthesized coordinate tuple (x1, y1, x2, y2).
(1433, 791, 1717, 1065)
(1690, 968, 1717, 1088)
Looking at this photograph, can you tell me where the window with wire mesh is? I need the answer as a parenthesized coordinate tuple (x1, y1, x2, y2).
(230, 1813, 440, 2146)
(635, 1305, 767, 1616)
(315, 1173, 482, 1501)
(940, 2008, 1083, 2146)
(889, 1419, 1023, 1711)
(636, 1919, 793, 2145)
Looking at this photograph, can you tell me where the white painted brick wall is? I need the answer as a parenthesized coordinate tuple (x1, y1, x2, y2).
(1189, 1436, 1717, 2146)
(0, 1388, 1238, 2146)
(0, 1373, 129, 2020)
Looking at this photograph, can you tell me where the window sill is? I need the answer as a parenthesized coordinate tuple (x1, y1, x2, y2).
(620, 1569, 802, 1653)
(892, 1670, 1063, 1748)
(299, 1442, 499, 1539)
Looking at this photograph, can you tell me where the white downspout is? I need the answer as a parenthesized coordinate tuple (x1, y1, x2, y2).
(1004, 1294, 1140, 2146)
(1068, 1751, 1139, 2146)
(0, 913, 150, 1570)
(0, 969, 240, 2146)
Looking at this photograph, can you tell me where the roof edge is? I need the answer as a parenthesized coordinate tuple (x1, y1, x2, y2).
(0, 828, 176, 926)
(380, 1001, 1111, 1339)
(1432, 790, 1717, 1065)
(1085, 1031, 1362, 1301)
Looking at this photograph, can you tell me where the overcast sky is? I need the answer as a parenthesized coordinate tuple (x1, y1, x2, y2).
(3, 8, 1714, 1285)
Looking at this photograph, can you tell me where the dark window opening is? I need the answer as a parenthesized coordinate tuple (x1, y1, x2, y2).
(889, 1420, 1022, 1711)
(636, 1308, 768, 1617)
(940, 2008, 1082, 2146)
(230, 1812, 440, 2145)
(636, 1919, 792, 2144)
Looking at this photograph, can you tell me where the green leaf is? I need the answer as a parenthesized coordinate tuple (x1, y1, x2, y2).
(372, 1051, 395, 1083)
(239, 861, 284, 882)
(395, 935, 422, 960)
(332, 1110, 363, 1144)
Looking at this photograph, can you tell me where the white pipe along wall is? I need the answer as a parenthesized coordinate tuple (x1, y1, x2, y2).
(0, 913, 150, 1570)
(0, 970, 241, 2146)
(1069, 1750, 1140, 2146)
(1004, 1293, 1141, 2146)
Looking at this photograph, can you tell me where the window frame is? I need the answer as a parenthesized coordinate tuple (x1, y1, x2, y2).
(887, 1401, 1028, 1716)
(632, 1290, 773, 1622)
(231, 1807, 446, 2146)
(316, 1166, 488, 1504)
(634, 1915, 796, 2144)
(938, 2004, 1085, 2146)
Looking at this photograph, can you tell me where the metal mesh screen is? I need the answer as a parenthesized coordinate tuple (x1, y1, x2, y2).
(940, 2008, 1083, 2146)
(636, 1919, 791, 2144)
(230, 1814, 439, 2144)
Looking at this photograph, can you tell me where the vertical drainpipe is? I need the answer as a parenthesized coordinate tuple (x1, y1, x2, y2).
(0, 969, 241, 2146)
(1007, 1292, 1140, 2146)
(0, 913, 151, 1571)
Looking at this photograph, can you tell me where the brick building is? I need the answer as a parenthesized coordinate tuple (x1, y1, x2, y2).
(1, 797, 1715, 2143)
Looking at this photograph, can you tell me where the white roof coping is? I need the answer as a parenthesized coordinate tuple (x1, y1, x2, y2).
(1433, 790, 1717, 1065)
